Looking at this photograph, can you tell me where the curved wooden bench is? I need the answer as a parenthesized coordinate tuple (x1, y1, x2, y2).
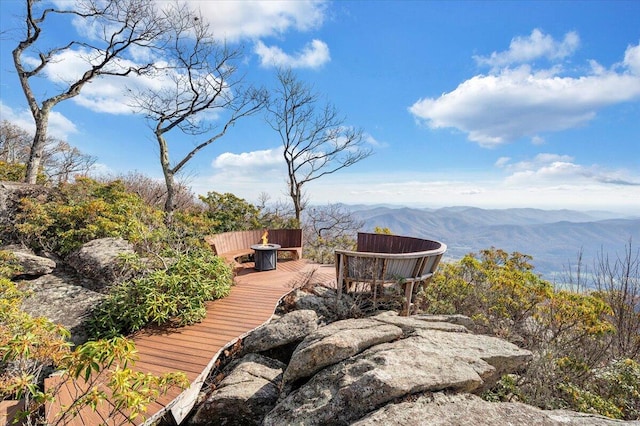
(335, 232, 446, 315)
(204, 229, 303, 269)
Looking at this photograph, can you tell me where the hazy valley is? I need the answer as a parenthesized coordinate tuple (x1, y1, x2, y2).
(348, 205, 640, 282)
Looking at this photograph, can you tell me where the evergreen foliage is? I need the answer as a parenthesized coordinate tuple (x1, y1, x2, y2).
(0, 251, 188, 424)
(419, 247, 639, 420)
(88, 249, 232, 338)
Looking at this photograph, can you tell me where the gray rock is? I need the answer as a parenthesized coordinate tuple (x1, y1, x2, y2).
(266, 323, 532, 425)
(413, 313, 477, 330)
(242, 309, 318, 354)
(20, 270, 105, 345)
(408, 328, 533, 389)
(2, 245, 56, 277)
(291, 287, 356, 323)
(282, 317, 404, 386)
(66, 237, 135, 292)
(188, 354, 285, 426)
(352, 392, 639, 426)
(373, 311, 470, 334)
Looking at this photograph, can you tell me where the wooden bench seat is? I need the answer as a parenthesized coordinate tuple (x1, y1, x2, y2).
(205, 229, 303, 269)
(335, 232, 446, 316)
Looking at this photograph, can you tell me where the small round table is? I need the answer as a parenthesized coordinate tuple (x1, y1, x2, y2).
(251, 243, 281, 271)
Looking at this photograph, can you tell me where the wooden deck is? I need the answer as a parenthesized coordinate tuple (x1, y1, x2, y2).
(44, 259, 336, 425)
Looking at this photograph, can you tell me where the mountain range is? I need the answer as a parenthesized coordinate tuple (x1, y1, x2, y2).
(346, 205, 640, 282)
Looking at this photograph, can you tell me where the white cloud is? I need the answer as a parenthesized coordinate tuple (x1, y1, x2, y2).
(363, 133, 387, 148)
(188, 147, 288, 201)
(24, 47, 153, 115)
(190, 159, 640, 214)
(494, 157, 511, 168)
(0, 101, 78, 140)
(190, 0, 327, 41)
(474, 29, 580, 69)
(212, 147, 284, 175)
(53, 0, 328, 43)
(409, 38, 640, 147)
(500, 154, 639, 186)
(255, 39, 330, 69)
(624, 43, 640, 75)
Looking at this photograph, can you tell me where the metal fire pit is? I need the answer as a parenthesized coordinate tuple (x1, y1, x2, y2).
(251, 243, 281, 271)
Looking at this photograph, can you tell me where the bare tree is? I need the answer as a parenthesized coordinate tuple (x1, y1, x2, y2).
(130, 4, 267, 216)
(96, 171, 201, 212)
(43, 139, 96, 184)
(1, 120, 95, 183)
(266, 68, 373, 223)
(11, 0, 170, 184)
(0, 120, 31, 163)
(593, 239, 640, 359)
(303, 203, 363, 263)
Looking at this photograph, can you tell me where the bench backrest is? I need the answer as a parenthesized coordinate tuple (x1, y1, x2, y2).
(267, 229, 303, 249)
(357, 232, 442, 254)
(336, 233, 446, 282)
(205, 229, 302, 255)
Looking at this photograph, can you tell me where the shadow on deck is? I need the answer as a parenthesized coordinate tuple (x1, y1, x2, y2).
(45, 259, 336, 425)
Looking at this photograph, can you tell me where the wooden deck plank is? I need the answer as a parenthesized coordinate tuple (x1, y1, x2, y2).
(46, 259, 336, 425)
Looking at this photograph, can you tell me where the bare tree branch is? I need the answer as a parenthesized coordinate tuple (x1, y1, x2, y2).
(129, 4, 267, 216)
(11, 0, 172, 183)
(266, 68, 373, 223)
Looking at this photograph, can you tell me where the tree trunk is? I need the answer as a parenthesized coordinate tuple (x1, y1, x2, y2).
(157, 132, 175, 218)
(163, 169, 175, 218)
(24, 109, 50, 184)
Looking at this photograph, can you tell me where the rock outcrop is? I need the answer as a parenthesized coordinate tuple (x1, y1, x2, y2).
(2, 245, 56, 277)
(66, 237, 135, 293)
(189, 354, 285, 426)
(242, 309, 319, 355)
(288, 285, 356, 323)
(1, 235, 130, 344)
(352, 392, 636, 426)
(19, 269, 105, 345)
(187, 292, 640, 426)
(265, 313, 532, 425)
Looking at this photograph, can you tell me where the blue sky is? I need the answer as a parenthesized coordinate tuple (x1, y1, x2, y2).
(1, 0, 639, 213)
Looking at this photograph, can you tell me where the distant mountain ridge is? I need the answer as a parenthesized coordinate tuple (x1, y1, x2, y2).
(347, 205, 640, 281)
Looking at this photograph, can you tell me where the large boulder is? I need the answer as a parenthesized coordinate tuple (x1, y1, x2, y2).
(282, 316, 404, 386)
(66, 237, 135, 292)
(352, 392, 639, 426)
(188, 354, 285, 426)
(2, 245, 56, 277)
(20, 269, 105, 345)
(242, 309, 319, 354)
(289, 286, 357, 323)
(265, 316, 532, 425)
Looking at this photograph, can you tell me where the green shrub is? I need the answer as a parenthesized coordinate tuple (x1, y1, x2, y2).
(416, 247, 640, 419)
(0, 254, 187, 424)
(558, 359, 640, 421)
(89, 249, 233, 338)
(0, 161, 26, 182)
(199, 191, 263, 233)
(418, 249, 553, 338)
(14, 177, 164, 255)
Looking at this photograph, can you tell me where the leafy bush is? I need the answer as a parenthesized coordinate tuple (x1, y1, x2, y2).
(416, 247, 640, 419)
(0, 161, 27, 182)
(89, 249, 233, 338)
(418, 249, 553, 339)
(559, 359, 640, 419)
(0, 161, 48, 184)
(199, 191, 263, 233)
(14, 177, 165, 255)
(0, 252, 187, 424)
